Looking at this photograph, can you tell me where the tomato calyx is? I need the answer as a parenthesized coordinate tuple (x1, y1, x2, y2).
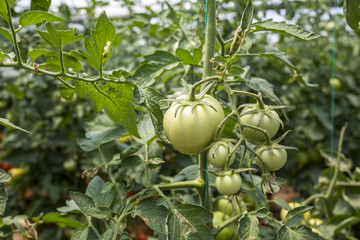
(239, 104, 284, 129)
(209, 168, 256, 177)
(207, 140, 236, 169)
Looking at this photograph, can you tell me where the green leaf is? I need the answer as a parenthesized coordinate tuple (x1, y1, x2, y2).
(85, 176, 114, 208)
(19, 11, 63, 27)
(0, 0, 16, 22)
(228, 65, 245, 76)
(82, 11, 115, 71)
(344, 0, 360, 30)
(78, 127, 128, 152)
(0, 118, 29, 133)
(101, 182, 113, 194)
(134, 198, 169, 234)
(134, 51, 180, 87)
(319, 216, 360, 237)
(166, 212, 182, 240)
(41, 212, 85, 229)
(142, 88, 168, 142)
(173, 204, 214, 240)
(252, 20, 320, 41)
(71, 228, 89, 240)
(57, 200, 82, 213)
(36, 22, 83, 48)
(63, 53, 82, 72)
(0, 27, 20, 43)
(0, 184, 8, 216)
(111, 69, 131, 79)
(59, 86, 74, 102)
(31, 0, 51, 11)
(135, 115, 155, 145)
(70, 192, 112, 219)
(238, 213, 259, 240)
(245, 77, 281, 104)
(148, 158, 165, 167)
(0, 169, 11, 184)
(6, 82, 24, 99)
(29, 49, 54, 61)
(239, 0, 253, 34)
(274, 196, 291, 210)
(176, 48, 199, 65)
(277, 225, 323, 240)
(285, 206, 313, 228)
(259, 46, 317, 87)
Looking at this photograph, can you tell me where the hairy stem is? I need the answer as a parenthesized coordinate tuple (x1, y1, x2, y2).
(0, 62, 135, 86)
(6, 0, 22, 64)
(155, 179, 203, 190)
(202, 0, 217, 81)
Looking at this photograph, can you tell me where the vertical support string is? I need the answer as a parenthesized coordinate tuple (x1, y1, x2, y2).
(330, 0, 337, 156)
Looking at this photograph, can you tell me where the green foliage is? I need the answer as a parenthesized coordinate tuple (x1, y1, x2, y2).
(343, 0, 360, 31)
(252, 20, 320, 40)
(19, 11, 63, 28)
(80, 11, 115, 71)
(0, 0, 359, 239)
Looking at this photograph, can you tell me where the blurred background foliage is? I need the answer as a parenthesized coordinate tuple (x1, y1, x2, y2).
(0, 0, 359, 238)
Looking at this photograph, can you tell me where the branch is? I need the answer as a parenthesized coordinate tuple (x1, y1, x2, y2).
(0, 62, 135, 86)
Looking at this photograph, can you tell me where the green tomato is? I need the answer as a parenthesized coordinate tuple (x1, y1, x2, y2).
(296, 151, 309, 166)
(329, 78, 341, 90)
(213, 211, 234, 240)
(63, 159, 76, 172)
(240, 105, 280, 143)
(256, 147, 287, 171)
(308, 218, 324, 227)
(207, 142, 235, 168)
(163, 94, 225, 155)
(8, 168, 26, 184)
(215, 173, 242, 195)
(217, 198, 246, 216)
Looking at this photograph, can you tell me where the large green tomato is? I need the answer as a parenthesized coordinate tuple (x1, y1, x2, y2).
(215, 173, 242, 195)
(163, 94, 225, 154)
(213, 211, 235, 240)
(256, 147, 287, 171)
(207, 142, 235, 168)
(240, 105, 280, 143)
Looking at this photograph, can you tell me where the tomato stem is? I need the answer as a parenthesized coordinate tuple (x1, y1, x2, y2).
(155, 179, 203, 190)
(241, 123, 272, 146)
(0, 62, 135, 86)
(6, 0, 22, 64)
(202, 0, 217, 83)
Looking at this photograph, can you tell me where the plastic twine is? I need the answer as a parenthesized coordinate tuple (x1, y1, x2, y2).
(330, 0, 337, 156)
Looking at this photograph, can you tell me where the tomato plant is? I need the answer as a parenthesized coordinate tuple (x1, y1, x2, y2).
(215, 173, 242, 196)
(207, 141, 235, 168)
(163, 94, 225, 154)
(0, 0, 359, 239)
